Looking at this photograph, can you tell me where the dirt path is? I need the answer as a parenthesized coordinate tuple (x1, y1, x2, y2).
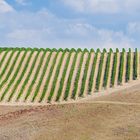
(81, 100, 140, 106)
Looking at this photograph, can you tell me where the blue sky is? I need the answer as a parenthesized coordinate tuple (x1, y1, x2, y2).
(0, 0, 140, 50)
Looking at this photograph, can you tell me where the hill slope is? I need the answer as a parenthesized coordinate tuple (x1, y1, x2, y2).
(0, 82, 140, 140)
(0, 48, 139, 104)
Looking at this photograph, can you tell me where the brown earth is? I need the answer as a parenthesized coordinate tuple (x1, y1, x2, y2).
(0, 83, 140, 140)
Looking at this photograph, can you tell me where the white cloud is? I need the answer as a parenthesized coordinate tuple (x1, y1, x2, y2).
(61, 0, 140, 14)
(0, 0, 14, 13)
(127, 22, 140, 35)
(7, 29, 41, 40)
(15, 0, 29, 5)
(0, 7, 138, 50)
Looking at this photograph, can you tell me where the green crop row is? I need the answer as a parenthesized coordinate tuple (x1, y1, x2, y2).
(118, 48, 125, 84)
(32, 50, 52, 102)
(0, 50, 27, 101)
(0, 49, 9, 69)
(48, 49, 66, 102)
(8, 50, 28, 101)
(24, 50, 47, 101)
(0, 51, 21, 87)
(126, 48, 131, 81)
(56, 49, 75, 101)
(103, 49, 112, 88)
(16, 50, 40, 101)
(0, 47, 139, 103)
(72, 49, 87, 99)
(0, 50, 15, 78)
(64, 49, 81, 100)
(39, 49, 59, 102)
(111, 48, 119, 86)
(80, 49, 93, 97)
(133, 48, 138, 80)
(88, 49, 100, 93)
(12, 50, 34, 101)
(96, 49, 106, 90)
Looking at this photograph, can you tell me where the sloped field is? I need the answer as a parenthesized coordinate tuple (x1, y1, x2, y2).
(0, 48, 139, 104)
(0, 83, 140, 140)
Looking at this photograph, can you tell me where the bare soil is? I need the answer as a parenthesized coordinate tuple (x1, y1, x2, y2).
(0, 83, 140, 140)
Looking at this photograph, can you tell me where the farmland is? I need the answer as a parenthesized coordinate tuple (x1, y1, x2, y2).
(0, 47, 139, 104)
(0, 47, 140, 140)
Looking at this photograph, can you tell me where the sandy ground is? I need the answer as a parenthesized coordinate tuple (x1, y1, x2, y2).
(0, 81, 140, 140)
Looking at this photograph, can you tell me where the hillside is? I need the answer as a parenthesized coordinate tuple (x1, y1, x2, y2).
(0, 48, 139, 104)
(0, 82, 140, 140)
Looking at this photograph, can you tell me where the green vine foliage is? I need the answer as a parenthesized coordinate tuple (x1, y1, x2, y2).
(96, 49, 106, 90)
(56, 49, 74, 101)
(118, 48, 125, 84)
(0, 50, 28, 101)
(0, 51, 21, 87)
(103, 49, 113, 88)
(0, 50, 15, 78)
(64, 49, 82, 100)
(0, 47, 139, 103)
(39, 50, 60, 102)
(0, 50, 12, 80)
(133, 48, 138, 79)
(8, 50, 28, 101)
(72, 49, 88, 99)
(126, 48, 131, 82)
(32, 50, 52, 102)
(80, 49, 92, 97)
(16, 50, 40, 101)
(24, 50, 47, 101)
(88, 49, 100, 93)
(8, 49, 27, 101)
(48, 49, 66, 102)
(111, 48, 119, 86)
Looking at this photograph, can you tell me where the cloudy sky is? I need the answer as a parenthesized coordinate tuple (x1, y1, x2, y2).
(0, 0, 140, 50)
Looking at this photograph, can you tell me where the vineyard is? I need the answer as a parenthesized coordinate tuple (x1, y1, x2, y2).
(0, 47, 139, 104)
